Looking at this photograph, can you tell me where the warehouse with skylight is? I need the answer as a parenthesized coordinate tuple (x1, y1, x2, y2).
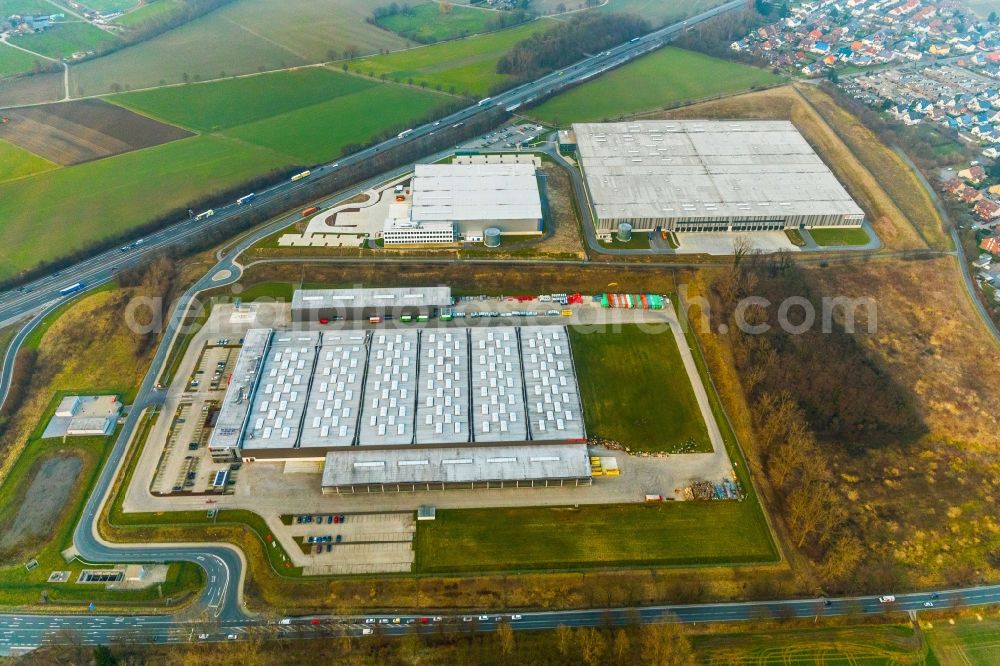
(206, 316, 591, 492)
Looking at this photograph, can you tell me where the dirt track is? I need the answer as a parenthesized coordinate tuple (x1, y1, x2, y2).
(0, 99, 191, 165)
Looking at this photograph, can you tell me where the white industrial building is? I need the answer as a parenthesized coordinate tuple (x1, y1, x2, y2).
(207, 325, 589, 493)
(573, 120, 865, 236)
(291, 286, 453, 323)
(381, 163, 543, 244)
(321, 443, 591, 494)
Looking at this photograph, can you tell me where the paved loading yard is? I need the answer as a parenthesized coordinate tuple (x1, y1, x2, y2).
(270, 512, 415, 574)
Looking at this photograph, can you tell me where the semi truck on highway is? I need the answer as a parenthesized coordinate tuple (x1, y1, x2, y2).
(195, 209, 215, 221)
(59, 282, 84, 296)
(236, 193, 256, 205)
(290, 170, 311, 181)
(478, 97, 492, 106)
(397, 129, 413, 139)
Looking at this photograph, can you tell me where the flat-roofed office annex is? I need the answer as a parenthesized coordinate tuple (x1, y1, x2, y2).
(573, 120, 865, 234)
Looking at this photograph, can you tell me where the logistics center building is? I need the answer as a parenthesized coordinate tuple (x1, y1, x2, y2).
(573, 120, 865, 235)
(383, 163, 544, 244)
(207, 321, 591, 492)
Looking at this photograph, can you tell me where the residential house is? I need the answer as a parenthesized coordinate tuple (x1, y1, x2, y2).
(958, 164, 987, 183)
(980, 234, 1000, 255)
(975, 198, 1000, 222)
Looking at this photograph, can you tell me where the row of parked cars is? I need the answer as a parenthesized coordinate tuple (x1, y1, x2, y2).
(295, 513, 346, 524)
(306, 534, 343, 544)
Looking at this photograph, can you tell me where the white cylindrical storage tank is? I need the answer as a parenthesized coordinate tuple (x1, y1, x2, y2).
(617, 223, 632, 242)
(484, 227, 502, 248)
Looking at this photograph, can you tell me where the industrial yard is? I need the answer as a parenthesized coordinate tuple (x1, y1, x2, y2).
(122, 286, 738, 575)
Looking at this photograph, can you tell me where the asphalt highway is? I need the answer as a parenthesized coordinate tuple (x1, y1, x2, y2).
(3, 585, 999, 654)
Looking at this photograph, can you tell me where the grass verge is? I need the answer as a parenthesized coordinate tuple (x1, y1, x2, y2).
(808, 226, 872, 247)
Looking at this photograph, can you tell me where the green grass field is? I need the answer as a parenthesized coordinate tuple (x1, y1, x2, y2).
(0, 135, 293, 280)
(0, 138, 57, 183)
(113, 0, 182, 29)
(570, 324, 712, 453)
(0, 42, 45, 78)
(414, 502, 777, 573)
(529, 47, 784, 124)
(111, 67, 376, 130)
(927, 617, 1000, 665)
(808, 227, 872, 246)
(71, 0, 409, 94)
(223, 83, 449, 163)
(79, 0, 140, 11)
(9, 20, 120, 59)
(0, 0, 55, 14)
(376, 2, 495, 43)
(349, 19, 553, 97)
(599, 233, 651, 250)
(0, 75, 450, 279)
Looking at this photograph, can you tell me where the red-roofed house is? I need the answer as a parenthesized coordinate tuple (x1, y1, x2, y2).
(981, 235, 1000, 255)
(975, 198, 1000, 221)
(961, 186, 984, 203)
(959, 164, 987, 183)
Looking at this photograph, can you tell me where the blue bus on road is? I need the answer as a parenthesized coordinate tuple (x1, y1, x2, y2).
(59, 282, 84, 296)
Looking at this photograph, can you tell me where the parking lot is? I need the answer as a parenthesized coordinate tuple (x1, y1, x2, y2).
(277, 512, 415, 575)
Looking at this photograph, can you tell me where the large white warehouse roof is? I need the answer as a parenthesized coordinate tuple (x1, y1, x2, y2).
(573, 120, 864, 221)
(410, 163, 542, 223)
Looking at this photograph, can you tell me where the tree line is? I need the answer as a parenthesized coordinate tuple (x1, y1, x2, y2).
(496, 13, 649, 81)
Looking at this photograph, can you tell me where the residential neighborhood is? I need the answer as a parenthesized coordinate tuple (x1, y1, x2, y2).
(733, 0, 983, 76)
